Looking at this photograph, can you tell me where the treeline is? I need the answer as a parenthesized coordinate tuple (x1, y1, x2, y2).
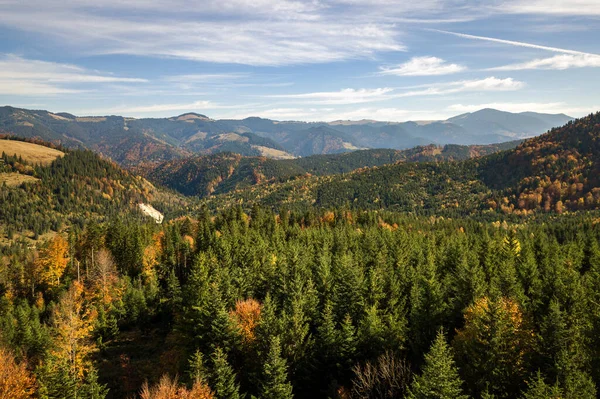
(0, 149, 155, 237)
(2, 206, 600, 398)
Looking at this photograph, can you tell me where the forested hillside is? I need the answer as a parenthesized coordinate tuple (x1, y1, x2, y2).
(148, 141, 521, 197)
(204, 113, 600, 216)
(1, 114, 600, 399)
(0, 138, 179, 239)
(2, 207, 600, 398)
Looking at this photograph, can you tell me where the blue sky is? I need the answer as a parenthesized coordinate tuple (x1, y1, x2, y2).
(0, 0, 599, 121)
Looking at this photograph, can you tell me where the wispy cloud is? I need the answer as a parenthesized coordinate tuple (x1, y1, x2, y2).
(489, 54, 600, 71)
(85, 100, 249, 115)
(0, 2, 406, 66)
(0, 54, 145, 96)
(380, 56, 466, 76)
(502, 0, 600, 16)
(266, 88, 395, 105)
(268, 77, 524, 105)
(163, 73, 250, 83)
(433, 29, 600, 72)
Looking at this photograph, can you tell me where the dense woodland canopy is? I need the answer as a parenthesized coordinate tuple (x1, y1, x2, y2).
(2, 208, 600, 398)
(1, 114, 600, 398)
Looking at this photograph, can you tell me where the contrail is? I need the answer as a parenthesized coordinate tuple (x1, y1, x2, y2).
(430, 29, 599, 57)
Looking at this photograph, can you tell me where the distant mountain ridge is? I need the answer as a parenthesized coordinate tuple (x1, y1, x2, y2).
(200, 112, 600, 215)
(0, 106, 572, 167)
(148, 141, 522, 197)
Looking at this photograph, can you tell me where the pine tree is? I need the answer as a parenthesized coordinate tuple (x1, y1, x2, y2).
(522, 372, 562, 399)
(260, 336, 293, 399)
(409, 249, 448, 359)
(189, 349, 208, 384)
(210, 347, 242, 399)
(408, 330, 468, 399)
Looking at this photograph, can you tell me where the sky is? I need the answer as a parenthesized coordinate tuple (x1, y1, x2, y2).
(0, 0, 599, 121)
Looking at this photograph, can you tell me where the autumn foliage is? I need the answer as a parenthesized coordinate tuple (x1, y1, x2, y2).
(229, 298, 262, 345)
(0, 348, 37, 399)
(36, 235, 69, 288)
(50, 281, 98, 380)
(453, 296, 534, 397)
(140, 374, 214, 399)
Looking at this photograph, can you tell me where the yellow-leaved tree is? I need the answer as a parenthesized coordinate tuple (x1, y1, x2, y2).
(50, 281, 98, 380)
(36, 235, 69, 288)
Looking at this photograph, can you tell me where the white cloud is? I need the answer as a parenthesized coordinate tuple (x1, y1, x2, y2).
(433, 29, 600, 72)
(456, 77, 524, 91)
(490, 54, 600, 71)
(1, 1, 599, 69)
(164, 73, 250, 83)
(0, 54, 145, 96)
(0, 80, 83, 96)
(87, 100, 246, 115)
(380, 56, 466, 76)
(267, 88, 395, 104)
(0, 55, 146, 83)
(0, 2, 405, 66)
(266, 77, 523, 106)
(502, 0, 600, 16)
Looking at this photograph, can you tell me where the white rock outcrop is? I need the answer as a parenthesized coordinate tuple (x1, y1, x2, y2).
(138, 203, 164, 224)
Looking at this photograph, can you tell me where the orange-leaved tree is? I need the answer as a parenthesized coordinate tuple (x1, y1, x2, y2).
(229, 298, 262, 345)
(0, 347, 37, 399)
(140, 374, 214, 399)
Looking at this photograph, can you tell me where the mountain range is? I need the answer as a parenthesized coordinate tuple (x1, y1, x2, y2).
(200, 112, 600, 216)
(0, 106, 572, 168)
(148, 141, 521, 197)
(0, 111, 599, 242)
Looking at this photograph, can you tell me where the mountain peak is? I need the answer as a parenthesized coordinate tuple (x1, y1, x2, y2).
(172, 112, 211, 122)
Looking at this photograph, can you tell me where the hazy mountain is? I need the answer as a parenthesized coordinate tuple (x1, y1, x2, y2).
(447, 108, 573, 140)
(0, 106, 573, 166)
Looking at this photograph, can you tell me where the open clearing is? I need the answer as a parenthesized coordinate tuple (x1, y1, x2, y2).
(0, 140, 64, 165)
(0, 172, 40, 186)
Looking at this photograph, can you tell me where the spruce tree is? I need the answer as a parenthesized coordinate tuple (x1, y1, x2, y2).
(189, 349, 208, 384)
(260, 336, 293, 399)
(408, 330, 468, 399)
(210, 347, 242, 399)
(522, 372, 562, 399)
